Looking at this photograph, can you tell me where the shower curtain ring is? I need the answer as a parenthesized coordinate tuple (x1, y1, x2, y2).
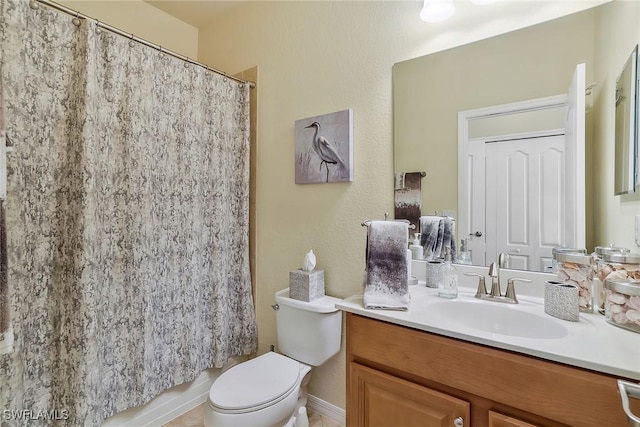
(129, 33, 135, 48)
(158, 47, 164, 57)
(72, 12, 81, 27)
(95, 21, 102, 34)
(29, 0, 39, 10)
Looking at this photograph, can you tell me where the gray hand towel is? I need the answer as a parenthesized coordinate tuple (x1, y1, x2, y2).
(364, 220, 410, 310)
(420, 215, 456, 260)
(420, 216, 443, 260)
(442, 216, 457, 261)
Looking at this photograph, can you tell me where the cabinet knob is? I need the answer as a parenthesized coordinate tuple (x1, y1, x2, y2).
(454, 417, 464, 427)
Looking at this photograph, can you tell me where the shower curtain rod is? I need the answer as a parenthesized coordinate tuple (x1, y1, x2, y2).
(30, 0, 256, 89)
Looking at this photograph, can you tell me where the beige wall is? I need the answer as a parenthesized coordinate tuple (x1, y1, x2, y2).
(58, 0, 198, 58)
(197, 0, 604, 409)
(593, 1, 640, 250)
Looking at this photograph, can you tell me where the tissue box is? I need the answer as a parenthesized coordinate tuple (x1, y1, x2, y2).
(544, 281, 579, 322)
(289, 269, 325, 302)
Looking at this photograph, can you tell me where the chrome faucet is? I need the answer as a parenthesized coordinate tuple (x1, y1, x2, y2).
(488, 253, 508, 297)
(465, 257, 532, 304)
(488, 262, 501, 297)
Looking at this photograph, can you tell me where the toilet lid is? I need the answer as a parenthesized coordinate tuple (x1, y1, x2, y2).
(209, 352, 301, 411)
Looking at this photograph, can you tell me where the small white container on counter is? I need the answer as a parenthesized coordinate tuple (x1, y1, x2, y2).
(409, 233, 424, 260)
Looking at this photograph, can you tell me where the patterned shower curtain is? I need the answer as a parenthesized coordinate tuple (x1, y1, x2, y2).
(0, 0, 257, 425)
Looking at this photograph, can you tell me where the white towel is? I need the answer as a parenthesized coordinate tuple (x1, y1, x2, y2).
(364, 221, 410, 310)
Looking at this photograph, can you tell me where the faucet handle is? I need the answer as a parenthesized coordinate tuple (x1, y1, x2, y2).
(505, 278, 532, 303)
(465, 272, 487, 298)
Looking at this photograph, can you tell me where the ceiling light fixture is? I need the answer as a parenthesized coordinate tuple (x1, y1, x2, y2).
(420, 0, 456, 23)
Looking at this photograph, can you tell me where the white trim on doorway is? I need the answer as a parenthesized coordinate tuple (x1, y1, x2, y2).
(457, 94, 572, 266)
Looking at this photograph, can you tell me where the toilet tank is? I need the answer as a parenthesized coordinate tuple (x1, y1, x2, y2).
(274, 288, 343, 366)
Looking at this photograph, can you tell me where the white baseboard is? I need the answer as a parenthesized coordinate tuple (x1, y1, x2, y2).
(307, 395, 346, 426)
(101, 369, 218, 427)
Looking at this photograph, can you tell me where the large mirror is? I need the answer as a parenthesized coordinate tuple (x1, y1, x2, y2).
(614, 45, 638, 196)
(393, 1, 639, 271)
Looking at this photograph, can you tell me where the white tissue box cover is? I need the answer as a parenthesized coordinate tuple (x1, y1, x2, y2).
(289, 269, 325, 302)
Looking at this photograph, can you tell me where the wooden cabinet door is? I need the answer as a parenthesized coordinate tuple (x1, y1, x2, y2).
(488, 410, 540, 427)
(348, 362, 470, 427)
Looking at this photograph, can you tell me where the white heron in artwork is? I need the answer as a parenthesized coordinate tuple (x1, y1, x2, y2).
(304, 121, 343, 182)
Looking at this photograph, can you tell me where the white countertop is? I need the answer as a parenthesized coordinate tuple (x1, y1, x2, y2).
(336, 283, 640, 381)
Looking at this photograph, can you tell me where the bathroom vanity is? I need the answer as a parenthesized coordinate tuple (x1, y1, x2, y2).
(337, 284, 640, 427)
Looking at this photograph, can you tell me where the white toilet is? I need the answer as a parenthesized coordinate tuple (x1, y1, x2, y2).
(204, 288, 343, 427)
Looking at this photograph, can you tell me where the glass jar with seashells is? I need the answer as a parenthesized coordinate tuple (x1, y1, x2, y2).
(553, 251, 594, 313)
(592, 247, 632, 313)
(597, 253, 640, 283)
(551, 247, 587, 274)
(604, 278, 640, 334)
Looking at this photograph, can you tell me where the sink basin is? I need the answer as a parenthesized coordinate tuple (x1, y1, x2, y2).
(426, 300, 568, 339)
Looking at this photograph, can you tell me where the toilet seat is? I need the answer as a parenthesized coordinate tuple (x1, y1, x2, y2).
(209, 352, 301, 414)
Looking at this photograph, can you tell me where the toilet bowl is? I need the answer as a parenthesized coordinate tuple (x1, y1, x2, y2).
(204, 352, 311, 427)
(204, 289, 342, 427)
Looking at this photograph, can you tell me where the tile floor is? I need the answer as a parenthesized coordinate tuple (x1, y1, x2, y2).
(162, 403, 343, 427)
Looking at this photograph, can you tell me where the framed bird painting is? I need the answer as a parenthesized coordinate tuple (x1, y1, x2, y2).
(295, 109, 353, 184)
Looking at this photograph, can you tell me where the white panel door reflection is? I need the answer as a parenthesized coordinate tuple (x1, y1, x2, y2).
(486, 134, 565, 272)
